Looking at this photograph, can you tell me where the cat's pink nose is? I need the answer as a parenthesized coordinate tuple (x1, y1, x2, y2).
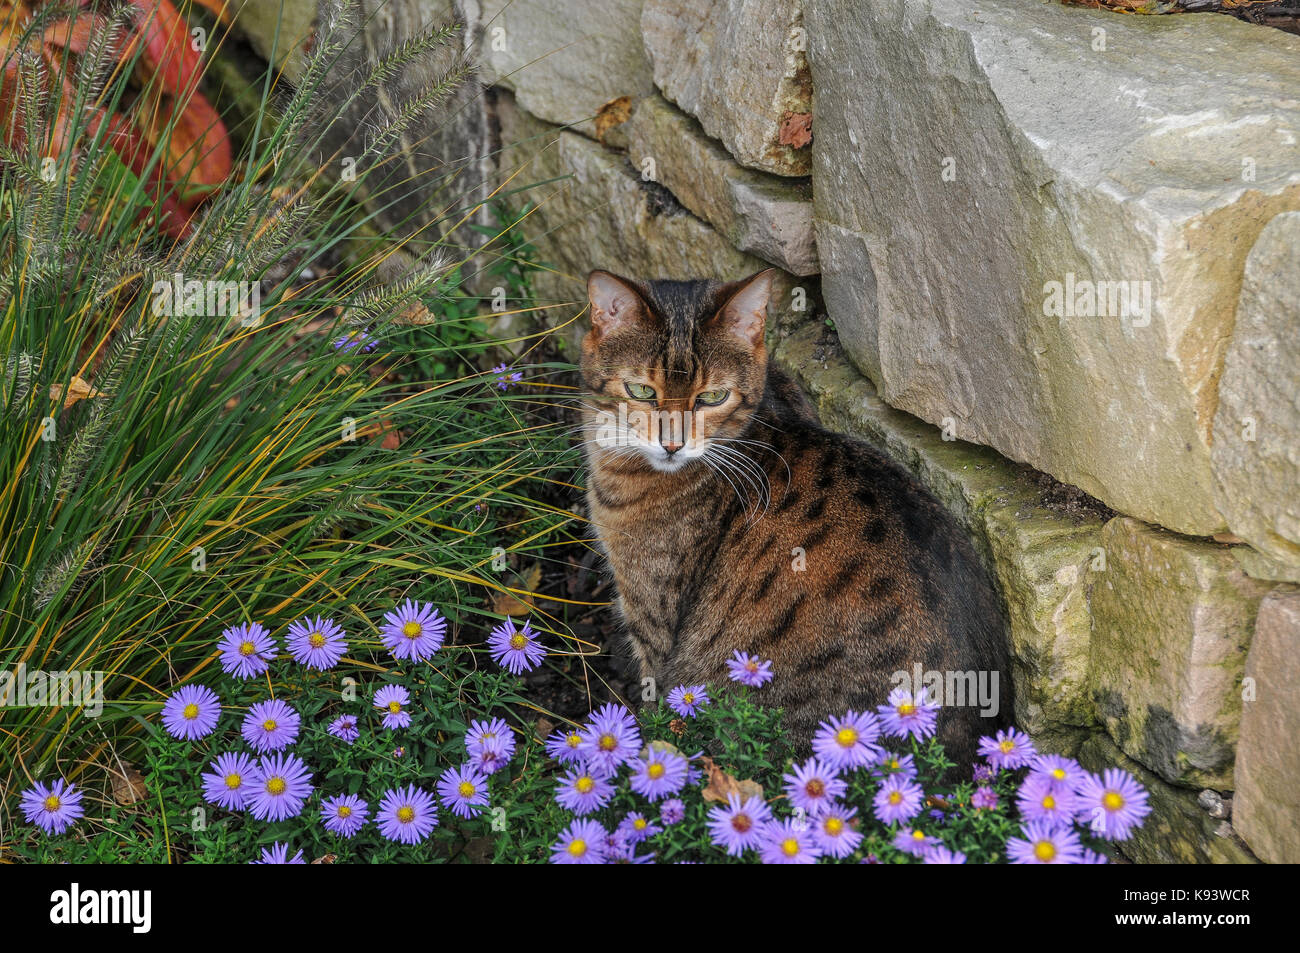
(662, 442, 683, 455)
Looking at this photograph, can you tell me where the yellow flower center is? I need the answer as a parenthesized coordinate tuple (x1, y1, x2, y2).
(309, 632, 325, 648)
(647, 763, 666, 780)
(731, 813, 752, 833)
(239, 641, 255, 656)
(911, 829, 926, 841)
(1042, 794, 1056, 810)
(745, 660, 758, 672)
(44, 795, 61, 811)
(224, 773, 241, 789)
(781, 838, 800, 857)
(1103, 791, 1125, 812)
(402, 621, 422, 639)
(568, 838, 587, 857)
(266, 777, 286, 795)
(999, 739, 1015, 754)
(387, 701, 401, 714)
(1052, 768, 1066, 781)
(397, 806, 415, 823)
(566, 734, 581, 748)
(510, 633, 526, 650)
(337, 805, 352, 818)
(805, 779, 825, 798)
(598, 733, 617, 752)
(898, 702, 916, 717)
(575, 776, 595, 794)
(1034, 840, 1057, 862)
(458, 781, 476, 798)
(887, 759, 899, 770)
(682, 693, 695, 704)
(888, 791, 902, 805)
(633, 818, 647, 830)
(836, 727, 858, 747)
(183, 703, 200, 720)
(263, 719, 277, 732)
(825, 816, 843, 835)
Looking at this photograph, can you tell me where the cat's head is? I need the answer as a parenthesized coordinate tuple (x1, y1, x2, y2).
(579, 269, 774, 473)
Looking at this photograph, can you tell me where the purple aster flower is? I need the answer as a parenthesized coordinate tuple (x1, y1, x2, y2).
(812, 709, 883, 770)
(487, 617, 546, 674)
(871, 751, 918, 782)
(726, 650, 774, 687)
(629, 747, 689, 801)
(465, 717, 516, 775)
(1075, 768, 1151, 841)
(217, 622, 276, 679)
(707, 793, 772, 856)
(1081, 848, 1110, 864)
(373, 684, 412, 730)
(246, 753, 313, 822)
(977, 726, 1037, 771)
(20, 779, 84, 835)
(377, 784, 439, 845)
(285, 615, 347, 670)
(578, 703, 641, 776)
(971, 786, 999, 810)
(437, 764, 491, 819)
(379, 599, 446, 662)
(1017, 772, 1079, 828)
(607, 840, 655, 864)
(333, 328, 378, 353)
(814, 803, 863, 859)
(877, 686, 940, 740)
(320, 793, 369, 838)
(328, 714, 359, 744)
(924, 845, 967, 864)
(617, 812, 662, 844)
(660, 798, 686, 825)
(1007, 820, 1084, 864)
(972, 762, 996, 784)
(550, 818, 608, 864)
(873, 774, 925, 825)
(202, 751, 256, 811)
(160, 684, 221, 740)
(760, 818, 824, 865)
(555, 764, 615, 815)
(893, 826, 939, 857)
(252, 842, 306, 864)
(1028, 753, 1087, 792)
(783, 757, 847, 817)
(666, 684, 709, 717)
(545, 726, 586, 764)
(241, 698, 300, 752)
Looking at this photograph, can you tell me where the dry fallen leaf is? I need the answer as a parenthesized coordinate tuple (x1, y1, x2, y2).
(491, 563, 543, 616)
(700, 755, 764, 805)
(778, 111, 813, 149)
(50, 375, 102, 410)
(594, 95, 633, 144)
(110, 764, 148, 805)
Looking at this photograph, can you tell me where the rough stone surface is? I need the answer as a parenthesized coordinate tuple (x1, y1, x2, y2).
(641, 0, 811, 176)
(234, 0, 316, 81)
(1234, 588, 1300, 864)
(1212, 212, 1300, 575)
(806, 0, 1300, 537)
(625, 96, 817, 275)
(473, 0, 656, 139)
(1077, 734, 1258, 864)
(493, 93, 772, 350)
(774, 325, 1103, 740)
(1090, 518, 1270, 789)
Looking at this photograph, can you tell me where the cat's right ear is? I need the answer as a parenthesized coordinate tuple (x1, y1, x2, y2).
(587, 271, 645, 338)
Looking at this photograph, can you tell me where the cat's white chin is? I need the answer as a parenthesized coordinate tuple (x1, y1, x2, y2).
(644, 447, 701, 473)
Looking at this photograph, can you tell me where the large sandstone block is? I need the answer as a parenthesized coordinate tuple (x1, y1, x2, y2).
(1212, 213, 1300, 580)
(1090, 518, 1270, 789)
(234, 0, 317, 81)
(1077, 734, 1257, 865)
(1234, 589, 1300, 864)
(625, 96, 817, 275)
(641, 0, 811, 176)
(774, 324, 1104, 741)
(806, 0, 1300, 537)
(474, 0, 656, 140)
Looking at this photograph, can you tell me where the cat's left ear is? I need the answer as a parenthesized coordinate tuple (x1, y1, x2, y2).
(714, 269, 775, 349)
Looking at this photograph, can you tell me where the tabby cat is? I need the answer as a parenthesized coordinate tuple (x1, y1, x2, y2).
(579, 268, 1011, 765)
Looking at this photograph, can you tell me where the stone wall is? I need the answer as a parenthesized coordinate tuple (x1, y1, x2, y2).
(243, 0, 1300, 863)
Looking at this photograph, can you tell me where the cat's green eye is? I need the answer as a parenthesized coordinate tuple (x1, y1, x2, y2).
(625, 382, 656, 401)
(695, 388, 730, 406)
